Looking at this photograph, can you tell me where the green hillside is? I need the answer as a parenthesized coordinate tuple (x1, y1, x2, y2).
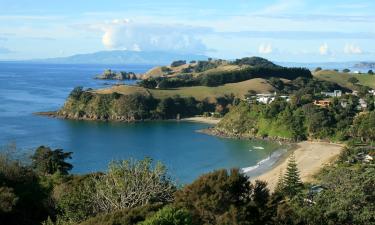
(314, 70, 375, 90)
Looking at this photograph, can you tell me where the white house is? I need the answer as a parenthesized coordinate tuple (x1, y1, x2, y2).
(321, 90, 342, 97)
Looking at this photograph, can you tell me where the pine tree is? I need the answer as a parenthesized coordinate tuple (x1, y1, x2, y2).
(283, 154, 303, 197)
(274, 170, 285, 194)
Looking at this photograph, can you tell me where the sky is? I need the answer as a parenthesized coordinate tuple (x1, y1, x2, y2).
(0, 0, 374, 62)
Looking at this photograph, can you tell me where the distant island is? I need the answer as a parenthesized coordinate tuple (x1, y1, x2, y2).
(354, 62, 375, 69)
(95, 69, 138, 80)
(31, 50, 209, 65)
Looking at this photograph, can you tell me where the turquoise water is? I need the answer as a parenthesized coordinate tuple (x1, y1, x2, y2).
(0, 62, 281, 183)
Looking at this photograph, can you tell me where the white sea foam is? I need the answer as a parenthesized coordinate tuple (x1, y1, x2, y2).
(241, 156, 270, 173)
(253, 146, 264, 150)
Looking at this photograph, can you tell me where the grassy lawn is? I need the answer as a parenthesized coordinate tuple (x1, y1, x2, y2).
(95, 78, 275, 101)
(314, 70, 375, 89)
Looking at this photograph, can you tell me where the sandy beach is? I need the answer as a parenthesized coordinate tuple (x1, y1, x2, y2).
(251, 141, 344, 190)
(181, 116, 221, 125)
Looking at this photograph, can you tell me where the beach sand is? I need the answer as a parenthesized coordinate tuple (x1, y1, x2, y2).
(181, 116, 221, 125)
(251, 141, 343, 190)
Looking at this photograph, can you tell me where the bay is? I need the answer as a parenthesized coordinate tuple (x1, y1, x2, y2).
(0, 62, 282, 183)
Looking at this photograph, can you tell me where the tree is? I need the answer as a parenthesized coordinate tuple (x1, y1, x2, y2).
(368, 70, 374, 75)
(350, 111, 375, 142)
(175, 169, 271, 225)
(69, 86, 84, 100)
(89, 158, 175, 213)
(348, 77, 359, 84)
(0, 187, 18, 213)
(343, 68, 351, 73)
(139, 206, 193, 225)
(314, 67, 322, 72)
(31, 146, 73, 175)
(171, 60, 186, 67)
(282, 154, 303, 197)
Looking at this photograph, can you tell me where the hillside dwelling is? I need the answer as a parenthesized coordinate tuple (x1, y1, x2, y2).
(369, 89, 375, 96)
(314, 100, 331, 107)
(246, 92, 290, 105)
(358, 98, 367, 110)
(352, 90, 359, 96)
(321, 90, 342, 97)
(256, 94, 275, 104)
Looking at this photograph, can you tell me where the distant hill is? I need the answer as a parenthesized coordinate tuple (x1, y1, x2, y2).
(33, 50, 209, 65)
(314, 70, 375, 89)
(354, 62, 375, 69)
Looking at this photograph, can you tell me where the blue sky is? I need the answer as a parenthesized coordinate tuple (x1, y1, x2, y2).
(0, 0, 374, 62)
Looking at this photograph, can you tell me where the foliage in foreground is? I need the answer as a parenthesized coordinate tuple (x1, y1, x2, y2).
(1, 142, 374, 225)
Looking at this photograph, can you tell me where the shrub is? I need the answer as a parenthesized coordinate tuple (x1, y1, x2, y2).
(139, 206, 193, 225)
(175, 169, 271, 225)
(89, 158, 175, 213)
(78, 203, 164, 225)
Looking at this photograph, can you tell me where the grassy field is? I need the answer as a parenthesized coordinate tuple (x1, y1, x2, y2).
(95, 78, 275, 101)
(314, 70, 375, 89)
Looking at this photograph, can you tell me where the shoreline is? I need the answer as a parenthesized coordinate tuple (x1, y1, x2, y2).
(180, 116, 221, 125)
(248, 141, 344, 190)
(35, 112, 222, 125)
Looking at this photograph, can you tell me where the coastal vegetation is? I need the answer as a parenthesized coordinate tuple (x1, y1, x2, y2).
(0, 138, 373, 225)
(214, 94, 374, 141)
(54, 57, 362, 122)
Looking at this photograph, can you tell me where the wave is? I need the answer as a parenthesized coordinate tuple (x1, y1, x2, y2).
(241, 156, 271, 173)
(241, 148, 287, 175)
(252, 146, 264, 150)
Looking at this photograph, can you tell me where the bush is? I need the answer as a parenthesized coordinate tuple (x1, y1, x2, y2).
(89, 158, 175, 213)
(175, 169, 271, 225)
(31, 146, 73, 175)
(78, 203, 164, 225)
(139, 206, 193, 225)
(171, 60, 186, 67)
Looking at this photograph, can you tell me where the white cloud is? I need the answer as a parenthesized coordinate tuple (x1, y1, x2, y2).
(260, 0, 304, 14)
(344, 44, 363, 54)
(97, 19, 208, 54)
(258, 43, 273, 54)
(319, 43, 329, 55)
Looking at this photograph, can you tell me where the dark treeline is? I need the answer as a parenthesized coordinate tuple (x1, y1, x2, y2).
(139, 66, 312, 88)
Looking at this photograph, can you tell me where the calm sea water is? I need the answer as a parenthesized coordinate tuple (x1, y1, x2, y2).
(0, 62, 281, 183)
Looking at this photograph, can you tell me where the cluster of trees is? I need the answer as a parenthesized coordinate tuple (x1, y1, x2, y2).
(170, 60, 186, 67)
(268, 76, 347, 95)
(2, 142, 372, 225)
(61, 87, 238, 121)
(232, 56, 278, 67)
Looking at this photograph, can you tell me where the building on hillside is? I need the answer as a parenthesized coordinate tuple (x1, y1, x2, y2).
(256, 93, 275, 104)
(245, 92, 290, 105)
(358, 98, 368, 110)
(313, 100, 331, 107)
(321, 90, 342, 97)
